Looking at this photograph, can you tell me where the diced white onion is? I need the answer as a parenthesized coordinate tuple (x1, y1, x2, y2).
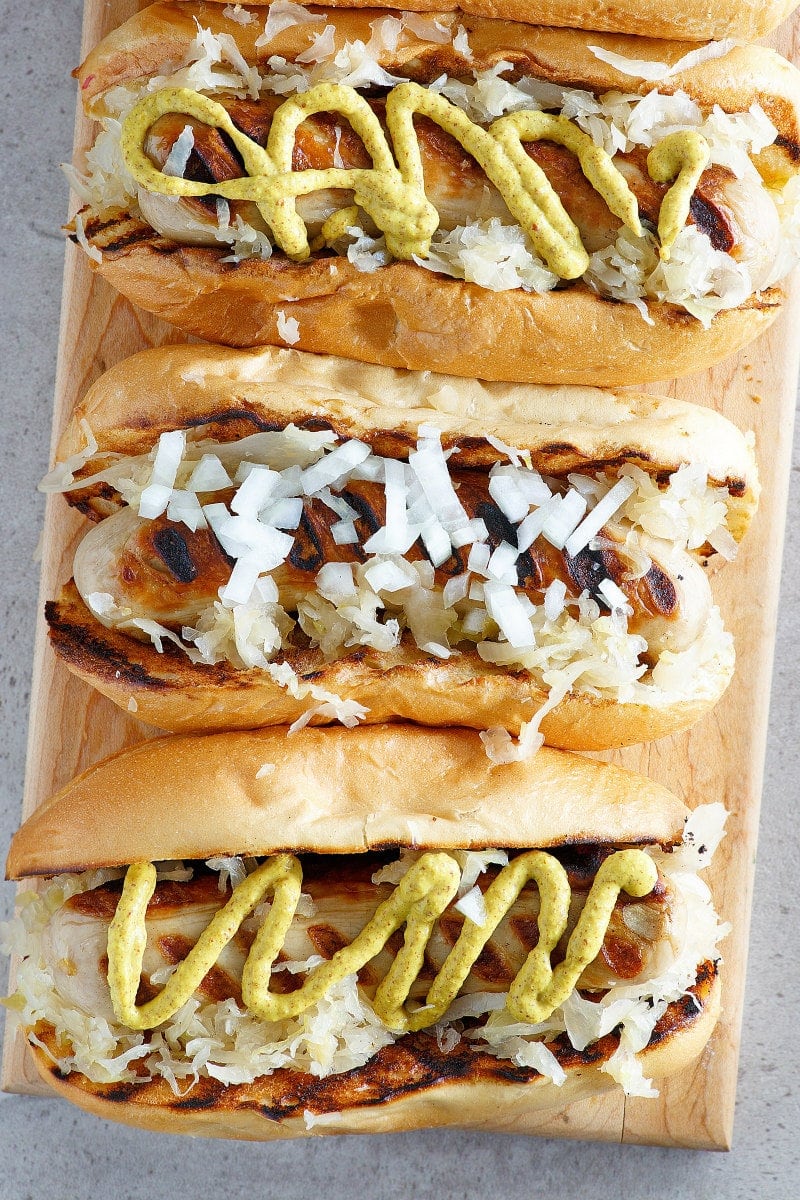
(564, 476, 637, 557)
(317, 562, 356, 601)
(150, 430, 186, 488)
(488, 472, 529, 524)
(261, 497, 304, 530)
(138, 483, 173, 519)
(301, 441, 372, 495)
(331, 519, 358, 544)
(219, 555, 264, 606)
(543, 578, 568, 622)
(467, 542, 491, 575)
(408, 427, 470, 533)
(483, 581, 535, 649)
(516, 495, 562, 552)
(597, 578, 632, 613)
(486, 541, 519, 583)
(186, 454, 232, 493)
(166, 489, 207, 531)
(364, 559, 414, 593)
(450, 518, 488, 548)
(231, 466, 280, 516)
(541, 491, 588, 550)
(419, 517, 452, 567)
(442, 572, 470, 608)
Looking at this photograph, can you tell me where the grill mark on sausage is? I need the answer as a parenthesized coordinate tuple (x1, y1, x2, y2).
(158, 934, 242, 1004)
(339, 487, 382, 545)
(775, 134, 800, 162)
(600, 934, 645, 980)
(288, 508, 327, 573)
(689, 193, 735, 252)
(305, 923, 380, 988)
(151, 527, 199, 584)
(437, 914, 515, 985)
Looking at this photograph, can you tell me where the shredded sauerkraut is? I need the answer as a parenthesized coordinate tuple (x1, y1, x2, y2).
(2, 810, 728, 1097)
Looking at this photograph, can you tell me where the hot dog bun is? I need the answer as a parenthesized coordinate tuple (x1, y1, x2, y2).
(71, 6, 800, 386)
(6, 727, 723, 1138)
(200, 0, 799, 44)
(6, 725, 690, 876)
(44, 344, 754, 747)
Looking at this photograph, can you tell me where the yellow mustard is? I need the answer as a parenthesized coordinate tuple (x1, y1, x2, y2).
(107, 848, 657, 1034)
(119, 81, 668, 278)
(648, 130, 711, 260)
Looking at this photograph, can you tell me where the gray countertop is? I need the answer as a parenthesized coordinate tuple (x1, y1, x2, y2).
(0, 5, 797, 1197)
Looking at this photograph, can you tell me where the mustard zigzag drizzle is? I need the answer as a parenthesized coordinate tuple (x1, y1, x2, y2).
(119, 81, 709, 275)
(107, 848, 658, 1034)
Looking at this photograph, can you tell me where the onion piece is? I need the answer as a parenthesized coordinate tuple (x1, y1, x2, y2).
(408, 426, 470, 533)
(564, 475, 637, 557)
(482, 581, 535, 649)
(543, 578, 567, 621)
(301, 440, 372, 494)
(316, 562, 356, 601)
(231, 465, 280, 516)
(541, 491, 588, 550)
(454, 885, 487, 927)
(486, 541, 519, 583)
(516, 494, 562, 552)
(331, 519, 358, 545)
(488, 471, 529, 523)
(597, 578, 632, 613)
(186, 454, 232, 493)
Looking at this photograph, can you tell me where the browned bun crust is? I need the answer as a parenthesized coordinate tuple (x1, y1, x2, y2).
(76, 8, 800, 147)
(202, 1, 798, 44)
(5, 724, 689, 877)
(55, 345, 760, 537)
(45, 576, 730, 745)
(72, 8, 800, 383)
(23, 963, 720, 1139)
(75, 222, 785, 387)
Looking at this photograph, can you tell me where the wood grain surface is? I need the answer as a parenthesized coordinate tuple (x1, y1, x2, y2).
(2, 0, 799, 1149)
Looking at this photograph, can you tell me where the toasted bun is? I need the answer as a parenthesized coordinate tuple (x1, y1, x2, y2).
(201, 0, 798, 44)
(77, 8, 800, 140)
(45, 576, 732, 744)
(66, 230, 789, 386)
(55, 344, 760, 538)
(73, 8, 800, 384)
(24, 963, 720, 1138)
(5, 725, 689, 877)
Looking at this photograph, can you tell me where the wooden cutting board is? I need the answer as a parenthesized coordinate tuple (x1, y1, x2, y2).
(3, 0, 799, 1151)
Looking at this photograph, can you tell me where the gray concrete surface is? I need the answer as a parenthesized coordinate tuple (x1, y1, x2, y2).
(0, 3, 798, 1196)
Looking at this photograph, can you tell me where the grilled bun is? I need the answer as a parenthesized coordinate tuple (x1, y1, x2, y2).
(6, 725, 690, 876)
(6, 726, 723, 1139)
(71, 5, 800, 385)
(43, 345, 755, 747)
(200, 0, 799, 43)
